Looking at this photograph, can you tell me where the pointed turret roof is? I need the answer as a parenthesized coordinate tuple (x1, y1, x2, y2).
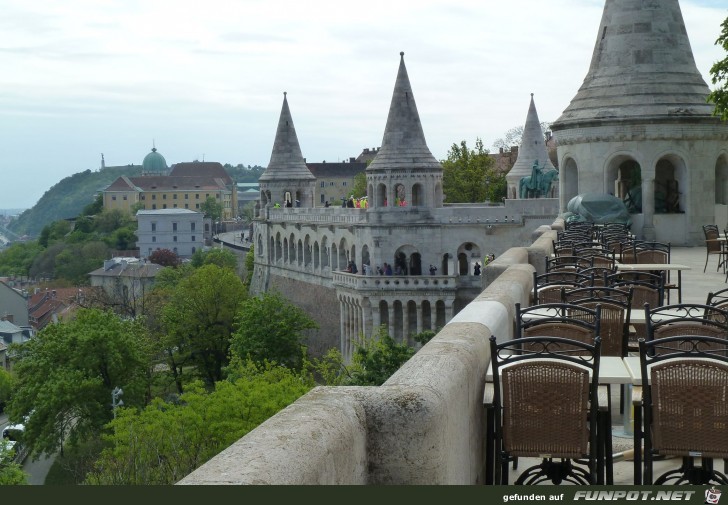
(508, 94, 556, 181)
(553, 0, 714, 129)
(259, 92, 315, 182)
(367, 52, 442, 172)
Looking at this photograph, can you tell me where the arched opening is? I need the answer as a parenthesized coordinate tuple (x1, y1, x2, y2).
(269, 237, 275, 262)
(435, 300, 447, 329)
(410, 252, 422, 275)
(393, 300, 404, 341)
(331, 243, 339, 270)
(655, 155, 686, 214)
(284, 191, 293, 207)
(407, 300, 417, 344)
(283, 237, 289, 264)
(275, 232, 282, 263)
(458, 253, 468, 275)
(257, 235, 263, 255)
(394, 245, 420, 275)
(610, 158, 642, 214)
(338, 238, 348, 269)
(321, 236, 330, 269)
(394, 183, 406, 206)
(350, 244, 357, 271)
(361, 245, 371, 273)
(377, 183, 387, 208)
(457, 242, 481, 275)
(716, 154, 728, 205)
(297, 239, 303, 266)
(379, 300, 389, 332)
(441, 253, 451, 276)
(313, 241, 320, 270)
(562, 157, 579, 208)
(422, 300, 432, 331)
(304, 235, 312, 267)
(289, 233, 296, 264)
(412, 183, 424, 207)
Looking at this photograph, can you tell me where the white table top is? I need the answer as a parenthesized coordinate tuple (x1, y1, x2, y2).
(615, 263, 690, 271)
(623, 355, 728, 385)
(486, 355, 632, 385)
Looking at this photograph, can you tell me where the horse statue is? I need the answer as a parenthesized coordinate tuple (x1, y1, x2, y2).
(519, 161, 559, 199)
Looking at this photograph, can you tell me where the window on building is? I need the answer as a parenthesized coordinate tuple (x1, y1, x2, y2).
(173, 194, 177, 199)
(321, 194, 325, 203)
(123, 195, 127, 200)
(185, 204, 189, 209)
(141, 195, 146, 200)
(196, 204, 200, 209)
(152, 204, 157, 209)
(151, 222, 156, 232)
(191, 236, 196, 242)
(173, 247, 178, 254)
(196, 194, 200, 199)
(185, 194, 189, 200)
(191, 222, 196, 231)
(173, 236, 177, 242)
(152, 236, 156, 243)
(173, 222, 178, 231)
(148, 248, 152, 256)
(152, 194, 157, 200)
(163, 194, 167, 200)
(173, 204, 177, 208)
(320, 181, 325, 188)
(112, 196, 117, 201)
(330, 182, 334, 186)
(192, 247, 196, 254)
(342, 182, 347, 186)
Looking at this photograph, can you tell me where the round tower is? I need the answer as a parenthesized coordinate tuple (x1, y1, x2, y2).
(366, 52, 444, 210)
(258, 92, 316, 209)
(551, 0, 728, 244)
(142, 146, 167, 175)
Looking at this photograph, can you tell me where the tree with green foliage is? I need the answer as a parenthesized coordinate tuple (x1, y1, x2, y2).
(190, 248, 238, 271)
(441, 138, 497, 203)
(230, 292, 318, 371)
(243, 244, 255, 291)
(81, 194, 104, 217)
(0, 241, 44, 277)
(0, 368, 15, 413)
(709, 17, 728, 121)
(351, 172, 367, 198)
(38, 220, 72, 248)
(200, 196, 223, 222)
(53, 241, 110, 285)
(163, 264, 247, 388)
(8, 309, 153, 460)
(0, 442, 27, 485)
(86, 360, 313, 485)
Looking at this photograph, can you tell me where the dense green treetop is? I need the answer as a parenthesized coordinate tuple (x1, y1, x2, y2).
(708, 16, 728, 121)
(442, 138, 504, 203)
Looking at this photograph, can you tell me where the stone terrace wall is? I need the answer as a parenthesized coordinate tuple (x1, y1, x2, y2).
(177, 219, 561, 485)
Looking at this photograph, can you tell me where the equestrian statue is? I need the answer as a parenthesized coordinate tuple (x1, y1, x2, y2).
(519, 160, 559, 199)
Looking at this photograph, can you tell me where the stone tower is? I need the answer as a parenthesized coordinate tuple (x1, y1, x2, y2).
(366, 52, 444, 209)
(551, 0, 728, 244)
(258, 92, 316, 208)
(506, 94, 558, 200)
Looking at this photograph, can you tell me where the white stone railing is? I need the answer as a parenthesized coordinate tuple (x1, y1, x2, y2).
(177, 221, 557, 485)
(331, 272, 458, 291)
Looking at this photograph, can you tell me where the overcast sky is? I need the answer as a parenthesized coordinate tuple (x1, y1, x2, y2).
(1, 0, 725, 210)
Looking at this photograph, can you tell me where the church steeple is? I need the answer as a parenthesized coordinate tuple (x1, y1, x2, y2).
(553, 0, 714, 128)
(507, 94, 557, 199)
(367, 52, 442, 173)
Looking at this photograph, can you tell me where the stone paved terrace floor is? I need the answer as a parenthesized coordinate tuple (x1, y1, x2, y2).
(504, 246, 728, 485)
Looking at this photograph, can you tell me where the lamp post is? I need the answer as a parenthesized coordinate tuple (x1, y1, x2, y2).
(111, 387, 124, 419)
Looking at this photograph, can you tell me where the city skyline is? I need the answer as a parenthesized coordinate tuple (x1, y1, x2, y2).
(1, 0, 725, 209)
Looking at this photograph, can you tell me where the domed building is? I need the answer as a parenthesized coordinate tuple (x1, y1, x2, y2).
(141, 146, 168, 175)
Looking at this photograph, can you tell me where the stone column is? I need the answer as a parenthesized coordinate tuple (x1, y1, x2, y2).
(339, 299, 347, 361)
(642, 177, 656, 241)
(387, 301, 395, 339)
(372, 303, 381, 335)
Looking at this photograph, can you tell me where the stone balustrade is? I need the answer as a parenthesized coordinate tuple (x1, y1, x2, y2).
(177, 219, 558, 485)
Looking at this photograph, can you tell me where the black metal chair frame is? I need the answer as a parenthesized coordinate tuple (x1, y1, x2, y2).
(488, 334, 603, 485)
(644, 303, 728, 345)
(533, 271, 594, 305)
(635, 335, 728, 485)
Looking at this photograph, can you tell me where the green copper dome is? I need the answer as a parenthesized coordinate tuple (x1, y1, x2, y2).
(142, 147, 167, 172)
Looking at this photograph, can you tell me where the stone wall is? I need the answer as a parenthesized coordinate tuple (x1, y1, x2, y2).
(177, 219, 557, 485)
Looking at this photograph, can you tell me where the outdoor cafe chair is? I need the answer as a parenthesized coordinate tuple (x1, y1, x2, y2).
(533, 271, 593, 305)
(635, 335, 728, 485)
(644, 303, 728, 353)
(488, 334, 603, 485)
(702, 224, 728, 274)
(545, 255, 593, 274)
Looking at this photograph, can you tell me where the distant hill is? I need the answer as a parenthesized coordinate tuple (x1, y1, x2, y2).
(9, 165, 143, 238)
(8, 163, 265, 238)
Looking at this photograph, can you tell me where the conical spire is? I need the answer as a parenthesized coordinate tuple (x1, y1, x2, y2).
(367, 52, 442, 172)
(259, 92, 315, 182)
(508, 94, 556, 182)
(553, 0, 713, 128)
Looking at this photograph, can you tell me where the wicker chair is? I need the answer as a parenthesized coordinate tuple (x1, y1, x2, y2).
(644, 303, 728, 354)
(636, 335, 728, 484)
(702, 224, 728, 273)
(488, 334, 603, 485)
(533, 271, 593, 305)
